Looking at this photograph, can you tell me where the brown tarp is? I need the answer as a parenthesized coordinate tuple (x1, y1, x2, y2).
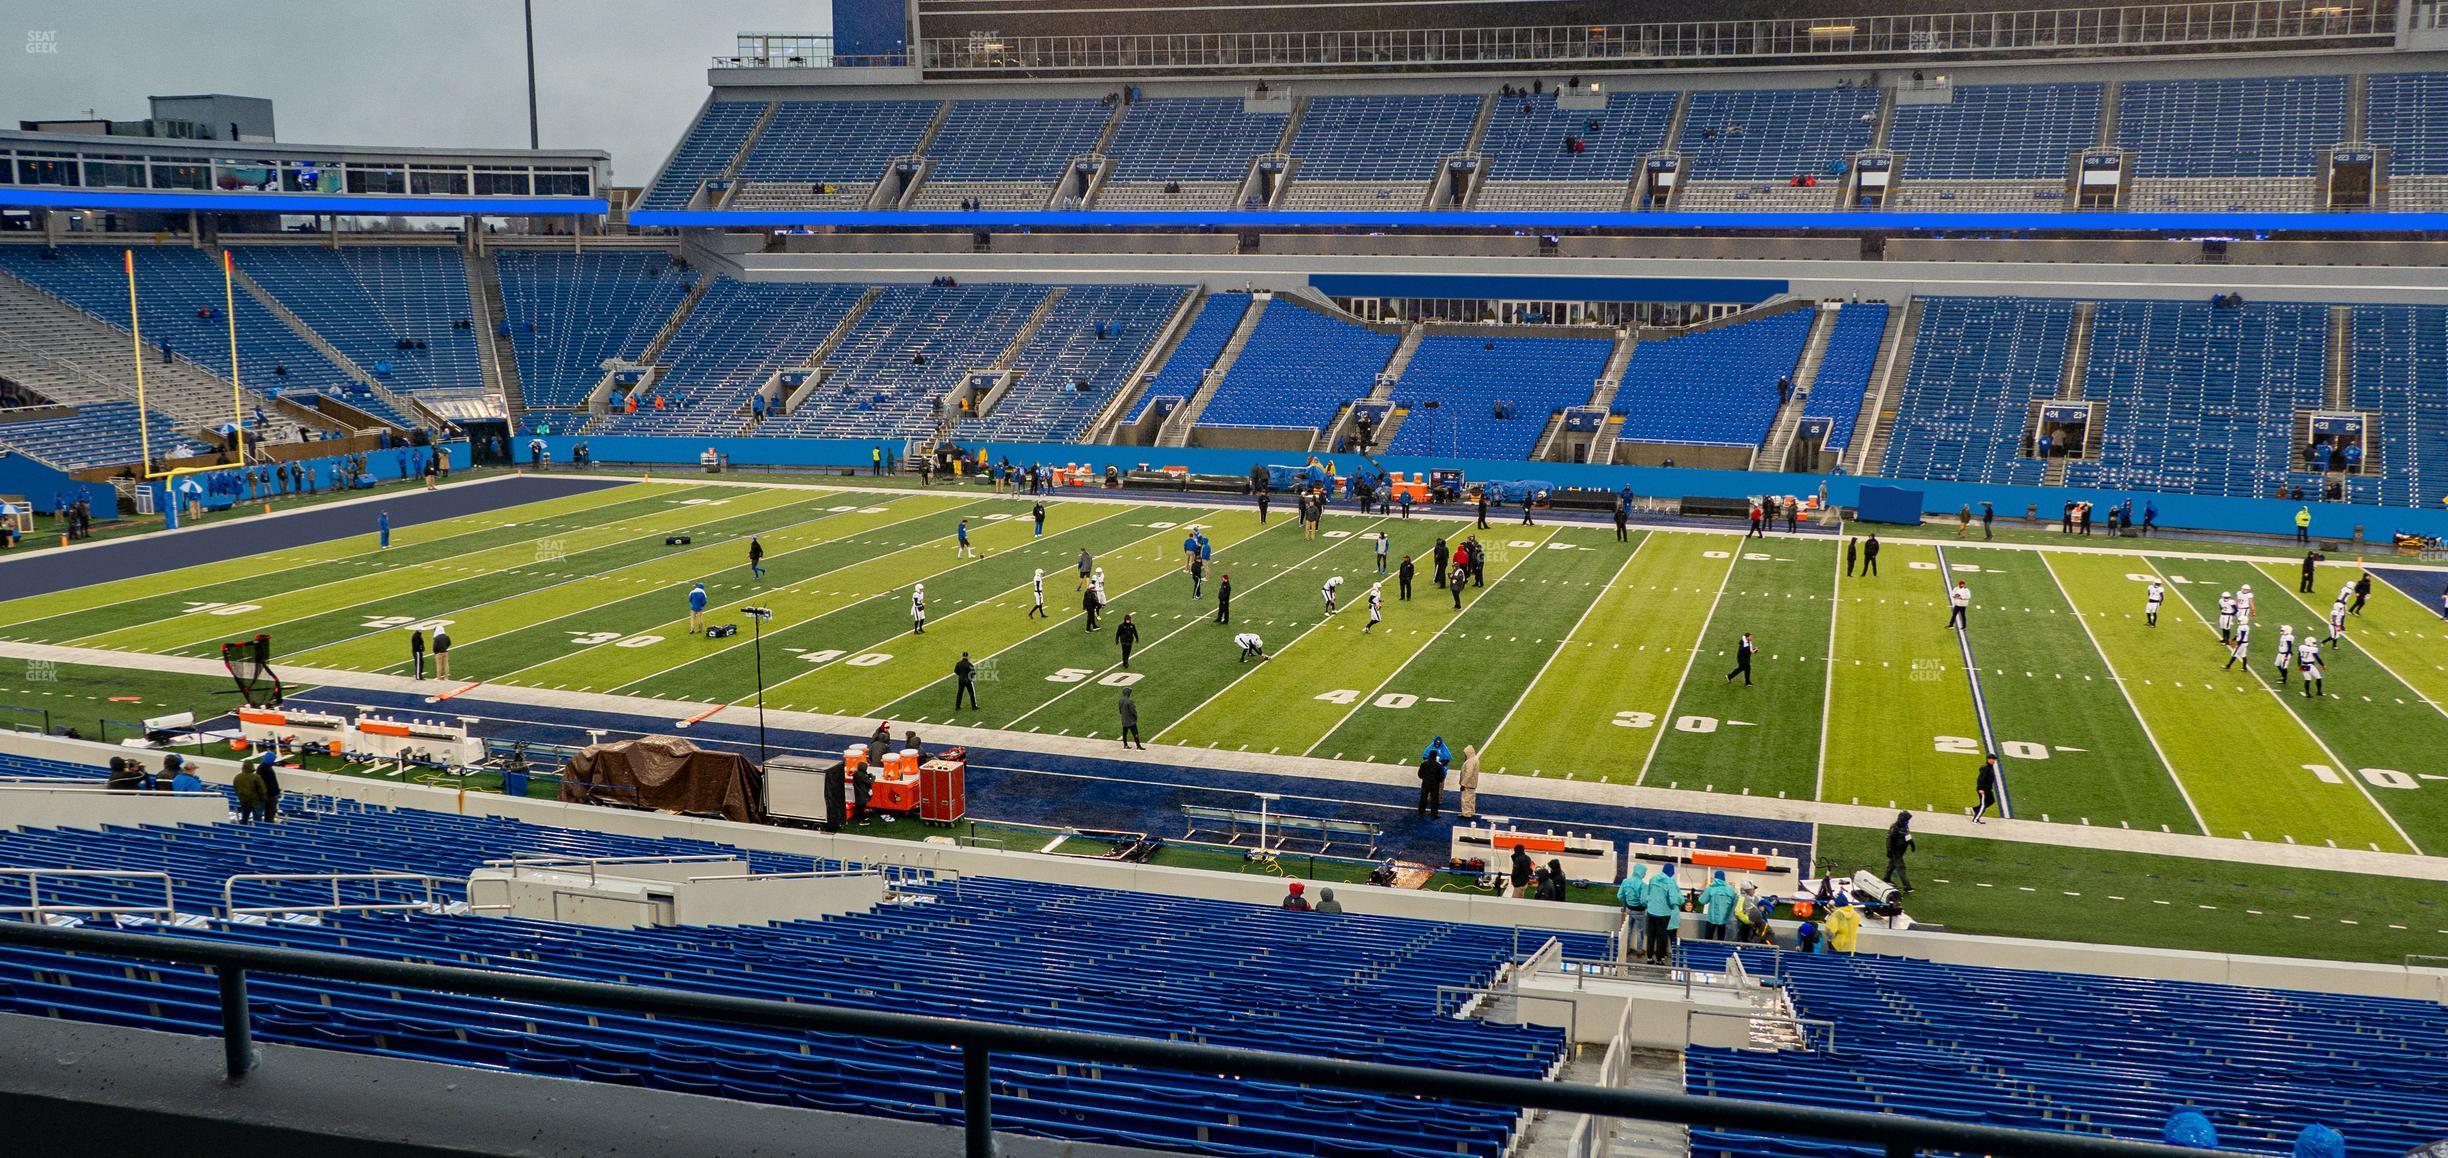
(557, 736, 767, 825)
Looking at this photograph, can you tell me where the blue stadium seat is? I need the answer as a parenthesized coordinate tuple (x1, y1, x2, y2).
(1195, 303, 1398, 435)
(231, 246, 483, 397)
(639, 101, 769, 211)
(955, 284, 1189, 443)
(1801, 304, 1890, 456)
(1879, 297, 2069, 488)
(1385, 334, 1611, 459)
(495, 250, 697, 413)
(1611, 310, 1815, 445)
(1887, 84, 2102, 180)
(2079, 300, 2327, 500)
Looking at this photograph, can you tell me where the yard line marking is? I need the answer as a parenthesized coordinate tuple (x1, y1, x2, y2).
(2037, 554, 2212, 837)
(1302, 524, 1560, 757)
(2145, 557, 2422, 856)
(1635, 537, 1743, 786)
(1813, 533, 1846, 808)
(1012, 514, 1402, 731)
(1936, 545, 2011, 818)
(1480, 532, 1653, 749)
(2258, 563, 2448, 735)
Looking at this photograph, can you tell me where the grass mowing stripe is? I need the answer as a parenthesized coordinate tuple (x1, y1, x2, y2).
(1144, 516, 1460, 749)
(1160, 522, 1539, 756)
(1482, 532, 1737, 780)
(1634, 537, 1745, 786)
(2045, 551, 2408, 851)
(67, 486, 759, 654)
(1820, 542, 1985, 813)
(858, 513, 1289, 726)
(0, 484, 669, 640)
(1314, 526, 1623, 768)
(1471, 531, 1649, 770)
(749, 513, 1215, 714)
(974, 515, 1378, 738)
(567, 499, 1116, 695)
(1944, 547, 2202, 833)
(2275, 561, 2448, 706)
(369, 497, 980, 681)
(235, 488, 847, 664)
(1814, 824, 2448, 965)
(2169, 558, 2448, 853)
(1645, 538, 1835, 800)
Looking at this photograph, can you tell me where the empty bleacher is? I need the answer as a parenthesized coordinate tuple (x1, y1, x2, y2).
(2117, 76, 2345, 212)
(232, 246, 482, 397)
(0, 402, 201, 470)
(2070, 300, 2328, 499)
(1878, 297, 2071, 487)
(638, 100, 768, 212)
(1096, 97, 1286, 210)
(494, 249, 697, 413)
(2366, 73, 2448, 211)
(0, 268, 304, 442)
(1673, 87, 1879, 212)
(1385, 333, 1611, 459)
(1610, 310, 1815, 446)
(1474, 90, 1679, 211)
(1194, 301, 1398, 435)
(2348, 304, 2448, 509)
(1281, 94, 1481, 211)
(0, 245, 403, 428)
(0, 752, 1578, 1157)
(728, 99, 939, 210)
(1681, 942, 2448, 1158)
(598, 279, 864, 436)
(1887, 83, 2099, 211)
(911, 99, 1113, 211)
(955, 284, 1188, 442)
(1799, 303, 1890, 457)
(763, 282, 1049, 439)
(1123, 291, 1250, 425)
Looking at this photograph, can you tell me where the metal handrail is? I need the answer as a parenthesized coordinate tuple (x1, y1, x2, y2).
(1436, 983, 1581, 1044)
(0, 920, 2226, 1158)
(480, 853, 737, 886)
(1687, 1006, 1840, 1054)
(221, 873, 442, 917)
(0, 868, 176, 921)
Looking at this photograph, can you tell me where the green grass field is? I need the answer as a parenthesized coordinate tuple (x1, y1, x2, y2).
(12, 477, 2448, 960)
(15, 479, 2448, 855)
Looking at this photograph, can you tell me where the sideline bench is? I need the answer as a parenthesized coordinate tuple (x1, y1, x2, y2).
(1182, 804, 1380, 858)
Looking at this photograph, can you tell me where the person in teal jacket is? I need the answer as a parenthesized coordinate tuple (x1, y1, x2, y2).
(1615, 864, 1649, 959)
(1699, 870, 1741, 941)
(1640, 865, 1682, 965)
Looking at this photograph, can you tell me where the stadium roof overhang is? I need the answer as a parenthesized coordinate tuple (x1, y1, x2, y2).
(0, 128, 611, 217)
(628, 208, 2448, 234)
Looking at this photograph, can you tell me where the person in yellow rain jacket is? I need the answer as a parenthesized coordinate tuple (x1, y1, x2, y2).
(1826, 901, 1863, 954)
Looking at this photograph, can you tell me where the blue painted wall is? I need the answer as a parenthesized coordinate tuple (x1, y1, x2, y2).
(831, 0, 907, 60)
(521, 435, 2447, 543)
(0, 452, 116, 515)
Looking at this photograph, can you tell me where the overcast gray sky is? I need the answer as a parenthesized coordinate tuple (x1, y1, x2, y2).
(1, 0, 827, 185)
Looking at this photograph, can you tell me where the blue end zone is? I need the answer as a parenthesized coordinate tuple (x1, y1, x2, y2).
(2373, 566, 2448, 618)
(276, 685, 1814, 869)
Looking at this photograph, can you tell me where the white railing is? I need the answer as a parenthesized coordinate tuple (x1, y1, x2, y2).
(221, 872, 443, 917)
(479, 853, 737, 885)
(916, 0, 2393, 74)
(0, 868, 176, 922)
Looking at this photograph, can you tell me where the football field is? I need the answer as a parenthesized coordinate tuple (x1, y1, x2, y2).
(10, 477, 2448, 857)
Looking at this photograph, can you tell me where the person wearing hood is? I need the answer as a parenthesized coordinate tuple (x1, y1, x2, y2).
(1642, 865, 1683, 964)
(1617, 864, 1650, 958)
(1117, 687, 1145, 749)
(1458, 744, 1482, 819)
(1885, 811, 1916, 892)
(1313, 887, 1344, 915)
(1700, 870, 1741, 940)
(1738, 881, 1772, 943)
(233, 760, 269, 823)
(2161, 1110, 2219, 1150)
(106, 757, 149, 792)
(1416, 750, 1447, 818)
(1281, 881, 1311, 911)
(1510, 844, 1535, 898)
(1536, 859, 1568, 901)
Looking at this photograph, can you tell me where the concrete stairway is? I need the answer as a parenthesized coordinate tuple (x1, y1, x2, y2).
(1156, 292, 1270, 448)
(1755, 304, 1837, 471)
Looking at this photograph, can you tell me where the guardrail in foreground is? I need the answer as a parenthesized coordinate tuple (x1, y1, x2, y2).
(0, 921, 2228, 1158)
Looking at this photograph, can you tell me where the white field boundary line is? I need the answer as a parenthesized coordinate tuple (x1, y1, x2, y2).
(8, 635, 2448, 881)
(1935, 545, 2009, 818)
(481, 497, 1015, 689)
(1813, 534, 1846, 807)
(63, 484, 770, 653)
(2034, 552, 2214, 838)
(589, 506, 1140, 698)
(766, 518, 1194, 712)
(1480, 532, 1656, 764)
(2143, 556, 2423, 856)
(1006, 515, 1405, 732)
(1300, 524, 1563, 759)
(1633, 541, 1744, 786)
